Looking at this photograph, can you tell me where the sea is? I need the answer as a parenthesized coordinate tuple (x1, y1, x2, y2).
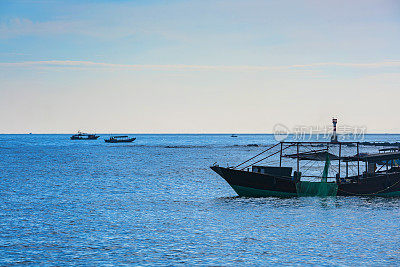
(1, 134, 400, 265)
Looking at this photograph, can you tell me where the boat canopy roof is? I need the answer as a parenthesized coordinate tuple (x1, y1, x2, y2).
(284, 151, 340, 161)
(284, 150, 400, 163)
(73, 133, 93, 136)
(73, 131, 97, 136)
(343, 152, 400, 163)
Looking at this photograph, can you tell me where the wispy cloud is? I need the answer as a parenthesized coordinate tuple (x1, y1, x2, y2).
(0, 18, 84, 39)
(0, 60, 399, 72)
(291, 61, 400, 68)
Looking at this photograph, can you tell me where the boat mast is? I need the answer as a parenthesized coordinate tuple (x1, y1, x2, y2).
(357, 142, 360, 182)
(296, 143, 299, 174)
(321, 144, 330, 183)
(338, 143, 342, 178)
(331, 118, 338, 143)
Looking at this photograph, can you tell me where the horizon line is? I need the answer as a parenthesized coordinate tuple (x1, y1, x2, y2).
(1, 59, 400, 72)
(1, 133, 400, 135)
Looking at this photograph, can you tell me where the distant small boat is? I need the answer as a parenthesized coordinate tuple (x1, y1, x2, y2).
(104, 136, 136, 143)
(231, 134, 238, 137)
(70, 131, 100, 140)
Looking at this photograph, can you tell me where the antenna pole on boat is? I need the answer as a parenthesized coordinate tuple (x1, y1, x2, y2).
(339, 143, 342, 178)
(279, 142, 283, 167)
(296, 143, 300, 174)
(357, 142, 360, 182)
(331, 118, 338, 143)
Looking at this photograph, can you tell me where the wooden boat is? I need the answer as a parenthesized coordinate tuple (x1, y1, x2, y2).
(104, 136, 136, 143)
(70, 131, 99, 140)
(211, 141, 400, 197)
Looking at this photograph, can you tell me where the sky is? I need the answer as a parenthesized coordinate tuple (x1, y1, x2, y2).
(0, 0, 399, 133)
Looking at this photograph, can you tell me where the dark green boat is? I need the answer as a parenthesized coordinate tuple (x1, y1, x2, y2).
(211, 141, 400, 197)
(104, 136, 136, 143)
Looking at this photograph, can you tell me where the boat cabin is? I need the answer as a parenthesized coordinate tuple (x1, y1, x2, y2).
(252, 166, 292, 177)
(109, 135, 129, 139)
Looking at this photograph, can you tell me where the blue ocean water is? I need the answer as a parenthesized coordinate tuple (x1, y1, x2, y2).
(1, 134, 400, 265)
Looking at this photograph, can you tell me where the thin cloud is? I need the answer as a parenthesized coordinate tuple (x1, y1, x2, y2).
(0, 18, 84, 39)
(0, 60, 399, 72)
(291, 60, 400, 68)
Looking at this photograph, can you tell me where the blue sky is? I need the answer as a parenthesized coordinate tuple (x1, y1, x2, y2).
(0, 0, 399, 133)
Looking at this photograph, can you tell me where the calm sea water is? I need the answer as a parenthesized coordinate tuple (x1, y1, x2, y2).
(1, 134, 400, 265)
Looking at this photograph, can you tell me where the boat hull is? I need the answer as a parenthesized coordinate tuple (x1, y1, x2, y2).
(104, 138, 136, 143)
(211, 166, 297, 197)
(231, 184, 297, 197)
(337, 174, 400, 197)
(211, 166, 400, 197)
(70, 136, 99, 140)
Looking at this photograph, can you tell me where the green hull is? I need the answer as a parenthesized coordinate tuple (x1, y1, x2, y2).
(231, 184, 400, 197)
(212, 166, 400, 198)
(231, 182, 338, 197)
(231, 185, 297, 197)
(374, 191, 400, 197)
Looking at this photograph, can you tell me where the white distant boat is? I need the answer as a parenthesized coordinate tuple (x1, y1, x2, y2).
(70, 131, 100, 140)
